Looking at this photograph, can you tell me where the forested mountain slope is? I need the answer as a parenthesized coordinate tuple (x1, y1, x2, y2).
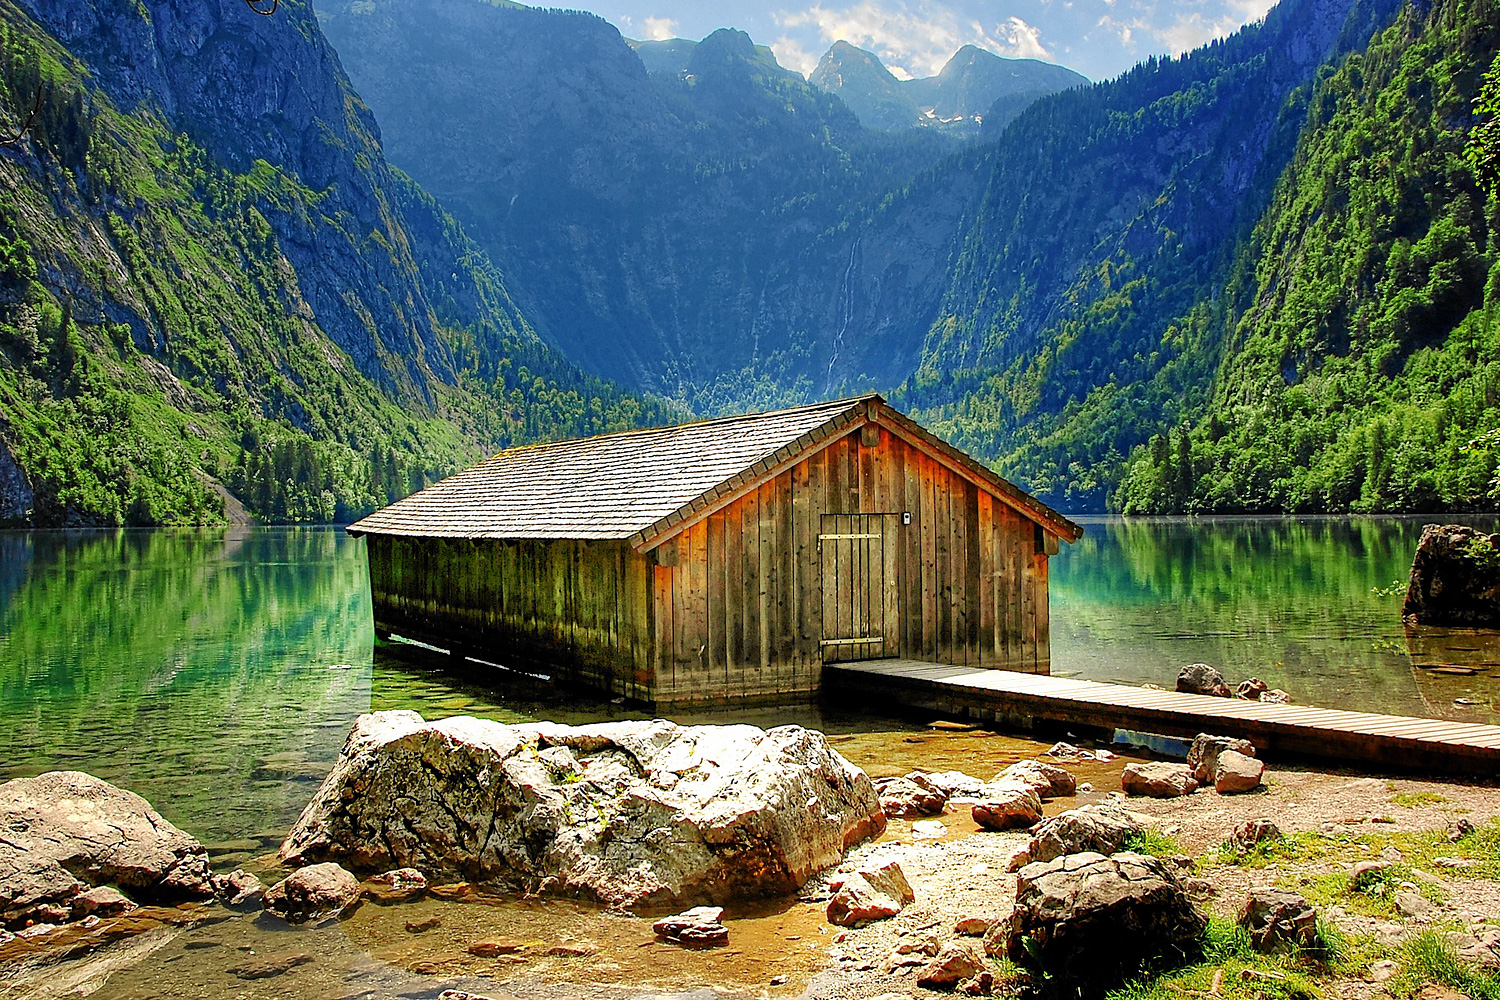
(1114, 0, 1500, 513)
(891, 0, 1405, 510)
(0, 0, 664, 526)
(316, 0, 959, 399)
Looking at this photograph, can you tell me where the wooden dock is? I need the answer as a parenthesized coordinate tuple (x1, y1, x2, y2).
(824, 659, 1500, 775)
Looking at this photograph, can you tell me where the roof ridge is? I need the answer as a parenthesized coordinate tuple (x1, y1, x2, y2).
(476, 393, 881, 463)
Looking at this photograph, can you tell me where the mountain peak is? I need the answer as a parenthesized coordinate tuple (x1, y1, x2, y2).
(813, 40, 1085, 136)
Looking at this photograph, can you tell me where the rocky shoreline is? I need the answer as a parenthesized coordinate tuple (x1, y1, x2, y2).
(2, 716, 1498, 1000)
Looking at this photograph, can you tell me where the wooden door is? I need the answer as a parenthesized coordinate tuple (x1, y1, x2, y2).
(819, 514, 900, 663)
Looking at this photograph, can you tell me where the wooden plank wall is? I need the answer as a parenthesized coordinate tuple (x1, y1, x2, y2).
(366, 536, 655, 701)
(653, 425, 1053, 705)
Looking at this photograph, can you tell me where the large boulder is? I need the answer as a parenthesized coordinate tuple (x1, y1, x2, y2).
(1001, 851, 1206, 993)
(1176, 663, 1232, 698)
(280, 712, 885, 910)
(1403, 524, 1500, 626)
(1013, 803, 1151, 868)
(0, 771, 214, 928)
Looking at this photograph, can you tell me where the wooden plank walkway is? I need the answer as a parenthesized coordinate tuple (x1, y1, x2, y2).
(823, 659, 1500, 775)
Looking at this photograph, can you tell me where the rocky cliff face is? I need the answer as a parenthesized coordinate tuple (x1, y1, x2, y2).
(19, 0, 512, 400)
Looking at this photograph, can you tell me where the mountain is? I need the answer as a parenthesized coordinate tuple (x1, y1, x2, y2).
(809, 41, 917, 132)
(1112, 0, 1500, 514)
(811, 41, 1088, 136)
(317, 0, 957, 400)
(887, 0, 1407, 509)
(0, 0, 667, 526)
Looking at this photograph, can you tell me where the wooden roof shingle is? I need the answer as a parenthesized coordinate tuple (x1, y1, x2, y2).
(346, 394, 1083, 547)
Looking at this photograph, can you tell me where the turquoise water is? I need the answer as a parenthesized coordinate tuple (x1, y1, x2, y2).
(1050, 517, 1500, 723)
(0, 518, 1495, 849)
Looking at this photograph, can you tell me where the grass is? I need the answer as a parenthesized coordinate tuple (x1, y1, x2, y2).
(1389, 789, 1449, 808)
(1289, 862, 1447, 919)
(1124, 829, 1188, 858)
(1102, 919, 1339, 1000)
(1388, 932, 1500, 1000)
(1213, 817, 1500, 881)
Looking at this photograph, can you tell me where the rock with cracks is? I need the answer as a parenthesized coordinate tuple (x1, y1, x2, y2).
(653, 905, 729, 946)
(1177, 663, 1233, 697)
(874, 774, 947, 817)
(1187, 734, 1257, 785)
(1003, 851, 1206, 994)
(280, 712, 885, 910)
(1011, 803, 1152, 868)
(972, 787, 1043, 831)
(1214, 751, 1266, 793)
(0, 771, 214, 929)
(993, 760, 1076, 798)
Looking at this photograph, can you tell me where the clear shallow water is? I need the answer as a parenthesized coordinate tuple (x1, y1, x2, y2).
(1, 518, 1497, 850)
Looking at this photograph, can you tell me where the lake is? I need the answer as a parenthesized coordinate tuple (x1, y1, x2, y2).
(1, 516, 1496, 852)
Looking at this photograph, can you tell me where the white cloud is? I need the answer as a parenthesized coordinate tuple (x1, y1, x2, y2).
(1096, 13, 1148, 47)
(642, 15, 679, 40)
(774, 1, 1056, 79)
(1150, 0, 1274, 56)
(995, 15, 1050, 60)
(771, 35, 821, 75)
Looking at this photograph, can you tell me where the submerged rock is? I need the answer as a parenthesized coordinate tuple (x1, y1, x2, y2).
(281, 712, 884, 910)
(874, 774, 947, 817)
(0, 771, 214, 929)
(653, 905, 729, 946)
(1404, 524, 1500, 626)
(263, 862, 363, 924)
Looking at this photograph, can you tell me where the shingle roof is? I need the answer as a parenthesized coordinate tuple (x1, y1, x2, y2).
(346, 396, 872, 541)
(346, 394, 1083, 546)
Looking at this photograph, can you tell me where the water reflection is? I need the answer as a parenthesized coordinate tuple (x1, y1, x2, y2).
(1050, 516, 1500, 722)
(2, 519, 1498, 854)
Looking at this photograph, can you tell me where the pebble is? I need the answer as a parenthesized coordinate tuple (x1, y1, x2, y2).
(1369, 960, 1399, 982)
(912, 820, 948, 840)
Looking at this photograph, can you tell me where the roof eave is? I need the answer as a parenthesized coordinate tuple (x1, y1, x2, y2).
(628, 396, 1083, 552)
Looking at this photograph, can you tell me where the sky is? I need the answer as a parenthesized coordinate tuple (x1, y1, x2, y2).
(570, 0, 1281, 83)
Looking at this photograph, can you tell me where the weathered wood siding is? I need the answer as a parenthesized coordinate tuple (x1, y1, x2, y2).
(365, 535, 655, 702)
(651, 424, 1052, 706)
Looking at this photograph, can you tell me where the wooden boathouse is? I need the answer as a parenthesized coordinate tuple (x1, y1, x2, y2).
(347, 395, 1083, 707)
